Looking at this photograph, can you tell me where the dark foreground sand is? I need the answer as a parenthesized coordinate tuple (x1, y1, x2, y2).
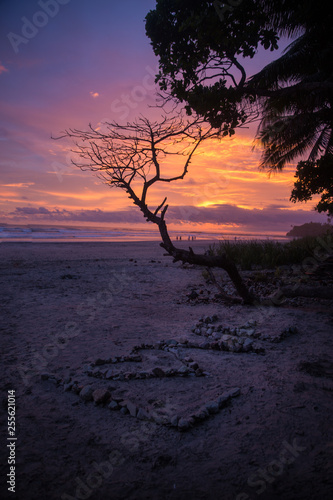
(1, 241, 332, 500)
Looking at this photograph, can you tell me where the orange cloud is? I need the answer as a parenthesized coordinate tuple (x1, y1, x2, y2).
(0, 62, 8, 75)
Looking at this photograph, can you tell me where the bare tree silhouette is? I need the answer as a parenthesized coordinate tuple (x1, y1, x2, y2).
(55, 114, 254, 303)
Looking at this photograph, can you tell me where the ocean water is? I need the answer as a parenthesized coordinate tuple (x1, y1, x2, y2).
(0, 224, 287, 242)
(0, 225, 158, 242)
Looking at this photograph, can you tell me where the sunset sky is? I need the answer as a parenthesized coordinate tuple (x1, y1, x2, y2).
(0, 0, 329, 237)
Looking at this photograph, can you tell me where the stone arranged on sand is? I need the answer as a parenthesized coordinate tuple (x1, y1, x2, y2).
(191, 316, 298, 348)
(79, 385, 94, 402)
(108, 400, 119, 410)
(260, 326, 298, 342)
(191, 316, 260, 352)
(56, 316, 298, 432)
(92, 388, 111, 405)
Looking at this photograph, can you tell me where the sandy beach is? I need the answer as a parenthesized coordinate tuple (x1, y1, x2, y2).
(1, 240, 333, 500)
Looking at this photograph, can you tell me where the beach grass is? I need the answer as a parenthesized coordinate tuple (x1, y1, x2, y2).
(208, 234, 333, 270)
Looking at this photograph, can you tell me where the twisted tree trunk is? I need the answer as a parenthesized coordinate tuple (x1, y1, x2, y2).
(127, 187, 255, 304)
(158, 220, 255, 304)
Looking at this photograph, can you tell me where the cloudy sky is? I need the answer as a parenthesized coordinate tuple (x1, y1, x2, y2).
(0, 0, 328, 236)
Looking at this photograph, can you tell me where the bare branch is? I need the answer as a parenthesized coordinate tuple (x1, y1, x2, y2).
(54, 113, 255, 304)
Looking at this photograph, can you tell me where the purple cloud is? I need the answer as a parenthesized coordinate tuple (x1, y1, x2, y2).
(9, 204, 328, 233)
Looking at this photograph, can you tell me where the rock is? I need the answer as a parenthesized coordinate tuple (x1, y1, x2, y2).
(166, 339, 178, 345)
(243, 337, 254, 347)
(79, 386, 94, 402)
(82, 365, 92, 374)
(199, 341, 210, 349)
(177, 365, 189, 375)
(137, 408, 151, 421)
(194, 408, 209, 421)
(242, 338, 254, 351)
(108, 400, 119, 410)
(48, 377, 58, 385)
(195, 368, 203, 377)
(239, 329, 248, 336)
(63, 382, 73, 392)
(207, 328, 213, 335)
(170, 415, 179, 427)
(184, 356, 193, 363)
(189, 362, 199, 370)
(188, 290, 199, 300)
(153, 414, 169, 425)
(217, 395, 229, 408)
(232, 343, 242, 353)
(205, 401, 219, 414)
(178, 418, 190, 431)
(126, 401, 138, 417)
(224, 387, 241, 399)
(71, 384, 81, 394)
(94, 358, 106, 366)
(92, 388, 111, 404)
(222, 334, 231, 341)
(111, 389, 127, 402)
(129, 354, 142, 362)
(105, 370, 114, 379)
(167, 347, 178, 355)
(224, 340, 233, 351)
(120, 406, 129, 415)
(152, 367, 165, 378)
